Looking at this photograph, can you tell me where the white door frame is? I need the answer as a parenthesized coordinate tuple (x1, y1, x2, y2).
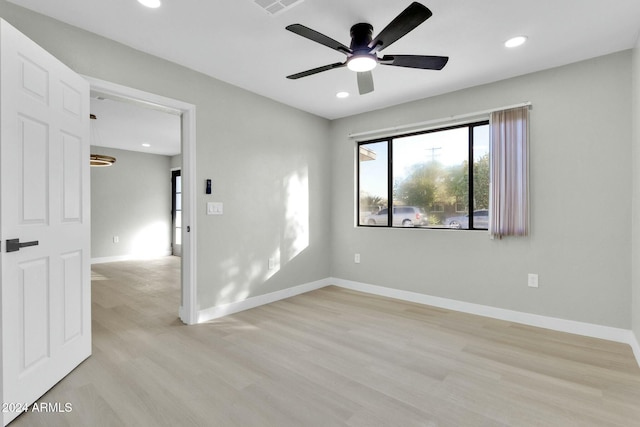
(83, 76, 198, 325)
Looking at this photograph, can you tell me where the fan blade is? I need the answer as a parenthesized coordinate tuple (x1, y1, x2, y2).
(369, 2, 432, 52)
(357, 71, 374, 95)
(287, 62, 346, 79)
(286, 24, 351, 55)
(380, 55, 449, 70)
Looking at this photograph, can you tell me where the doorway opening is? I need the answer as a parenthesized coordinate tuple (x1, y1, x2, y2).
(85, 76, 197, 325)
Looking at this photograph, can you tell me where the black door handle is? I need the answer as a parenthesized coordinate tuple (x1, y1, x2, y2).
(6, 238, 39, 253)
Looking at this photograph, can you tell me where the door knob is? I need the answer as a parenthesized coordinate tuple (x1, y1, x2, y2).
(6, 238, 39, 253)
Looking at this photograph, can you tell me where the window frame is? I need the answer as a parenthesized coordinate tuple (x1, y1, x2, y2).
(171, 169, 182, 252)
(357, 120, 490, 230)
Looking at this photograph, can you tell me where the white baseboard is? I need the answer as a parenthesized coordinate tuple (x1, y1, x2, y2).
(193, 275, 640, 368)
(196, 278, 331, 323)
(330, 277, 640, 366)
(91, 255, 135, 264)
(178, 305, 188, 325)
(630, 332, 640, 367)
(91, 251, 172, 264)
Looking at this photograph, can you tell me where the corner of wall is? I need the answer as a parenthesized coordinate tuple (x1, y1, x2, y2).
(631, 31, 640, 359)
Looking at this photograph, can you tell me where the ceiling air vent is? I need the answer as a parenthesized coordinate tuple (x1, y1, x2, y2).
(254, 0, 304, 16)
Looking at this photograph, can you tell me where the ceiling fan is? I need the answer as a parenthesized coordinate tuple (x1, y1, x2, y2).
(285, 2, 448, 95)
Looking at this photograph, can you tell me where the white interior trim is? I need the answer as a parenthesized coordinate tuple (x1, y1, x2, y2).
(197, 278, 331, 323)
(349, 101, 532, 141)
(91, 252, 172, 265)
(82, 75, 198, 325)
(331, 278, 639, 360)
(196, 276, 640, 368)
(179, 107, 197, 325)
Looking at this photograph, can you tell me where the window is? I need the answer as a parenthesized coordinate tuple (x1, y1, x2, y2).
(171, 170, 182, 255)
(358, 121, 490, 230)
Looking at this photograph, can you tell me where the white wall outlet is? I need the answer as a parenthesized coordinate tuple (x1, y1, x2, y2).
(268, 258, 275, 270)
(528, 273, 539, 288)
(113, 236, 119, 243)
(354, 253, 361, 264)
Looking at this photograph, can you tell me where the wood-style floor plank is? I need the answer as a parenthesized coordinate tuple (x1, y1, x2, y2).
(10, 256, 640, 426)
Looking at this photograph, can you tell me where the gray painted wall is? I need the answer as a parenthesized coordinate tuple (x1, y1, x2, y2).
(170, 154, 182, 170)
(2, 1, 637, 331)
(330, 51, 632, 329)
(91, 147, 172, 260)
(632, 38, 640, 341)
(0, 1, 332, 310)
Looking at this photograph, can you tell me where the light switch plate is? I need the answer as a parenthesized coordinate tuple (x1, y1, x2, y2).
(207, 202, 223, 215)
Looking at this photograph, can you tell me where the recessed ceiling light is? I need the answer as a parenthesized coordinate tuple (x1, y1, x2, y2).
(142, 143, 151, 147)
(505, 36, 528, 48)
(138, 0, 161, 9)
(336, 92, 350, 99)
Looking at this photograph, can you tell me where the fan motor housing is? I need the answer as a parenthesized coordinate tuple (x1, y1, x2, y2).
(350, 23, 374, 52)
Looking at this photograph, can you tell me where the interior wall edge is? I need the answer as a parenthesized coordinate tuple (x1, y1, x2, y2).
(631, 23, 640, 371)
(196, 278, 331, 323)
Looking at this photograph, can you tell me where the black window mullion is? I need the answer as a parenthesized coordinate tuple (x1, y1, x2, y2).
(468, 126, 475, 229)
(357, 142, 362, 225)
(387, 139, 393, 227)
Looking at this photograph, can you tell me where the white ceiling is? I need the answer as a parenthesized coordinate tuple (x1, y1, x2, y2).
(90, 96, 181, 156)
(9, 0, 640, 122)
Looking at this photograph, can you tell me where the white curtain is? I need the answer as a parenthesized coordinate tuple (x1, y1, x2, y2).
(489, 106, 529, 238)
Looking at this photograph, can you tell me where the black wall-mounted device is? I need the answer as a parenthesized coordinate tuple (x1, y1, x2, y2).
(206, 179, 212, 194)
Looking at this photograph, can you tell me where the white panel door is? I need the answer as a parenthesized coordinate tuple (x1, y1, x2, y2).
(0, 19, 91, 426)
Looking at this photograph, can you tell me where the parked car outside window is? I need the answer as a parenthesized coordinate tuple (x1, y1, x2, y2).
(445, 209, 489, 230)
(365, 206, 428, 227)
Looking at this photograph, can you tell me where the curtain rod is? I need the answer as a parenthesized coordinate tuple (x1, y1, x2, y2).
(348, 101, 532, 140)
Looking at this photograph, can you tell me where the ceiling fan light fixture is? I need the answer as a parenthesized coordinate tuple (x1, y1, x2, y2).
(89, 113, 116, 167)
(90, 154, 116, 167)
(138, 0, 161, 9)
(285, 3, 446, 95)
(347, 55, 377, 72)
(505, 35, 527, 48)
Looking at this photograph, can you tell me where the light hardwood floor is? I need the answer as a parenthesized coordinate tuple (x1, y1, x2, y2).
(11, 256, 640, 426)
